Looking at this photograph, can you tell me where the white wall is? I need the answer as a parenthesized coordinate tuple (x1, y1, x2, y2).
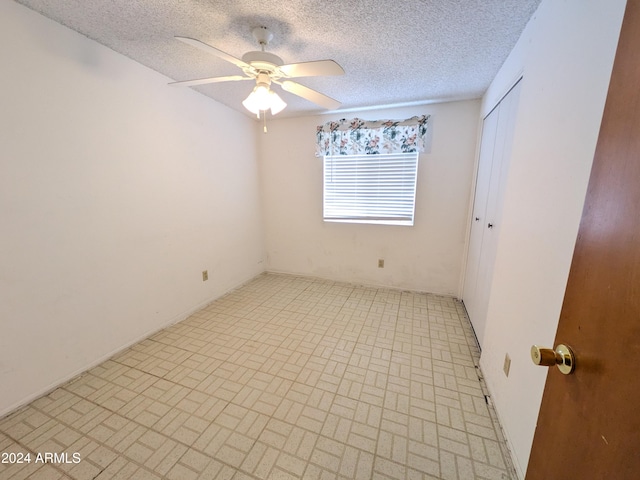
(477, 0, 627, 477)
(0, 2, 265, 416)
(259, 101, 481, 295)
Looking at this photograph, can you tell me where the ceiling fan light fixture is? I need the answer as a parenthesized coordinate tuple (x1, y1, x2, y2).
(268, 90, 287, 115)
(242, 84, 271, 113)
(242, 82, 287, 116)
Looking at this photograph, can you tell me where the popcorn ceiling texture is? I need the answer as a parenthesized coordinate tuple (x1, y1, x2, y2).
(14, 0, 541, 118)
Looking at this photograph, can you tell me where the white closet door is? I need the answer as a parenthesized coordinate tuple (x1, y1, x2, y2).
(463, 80, 522, 348)
(462, 104, 499, 328)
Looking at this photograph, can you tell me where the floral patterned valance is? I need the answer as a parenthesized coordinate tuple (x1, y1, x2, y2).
(315, 115, 430, 157)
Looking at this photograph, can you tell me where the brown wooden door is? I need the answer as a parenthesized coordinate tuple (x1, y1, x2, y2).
(526, 1, 640, 478)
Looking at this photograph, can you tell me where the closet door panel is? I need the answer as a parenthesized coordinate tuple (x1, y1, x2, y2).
(464, 80, 522, 348)
(463, 106, 500, 326)
(474, 80, 522, 347)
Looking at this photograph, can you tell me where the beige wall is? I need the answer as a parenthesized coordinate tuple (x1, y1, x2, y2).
(0, 2, 265, 416)
(258, 100, 481, 295)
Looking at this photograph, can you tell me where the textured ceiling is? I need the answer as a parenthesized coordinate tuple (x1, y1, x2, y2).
(15, 0, 541, 118)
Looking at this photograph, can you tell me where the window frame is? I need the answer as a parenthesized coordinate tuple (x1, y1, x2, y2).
(322, 152, 419, 226)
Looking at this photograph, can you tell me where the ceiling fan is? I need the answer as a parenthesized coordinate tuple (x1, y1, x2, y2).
(170, 26, 344, 116)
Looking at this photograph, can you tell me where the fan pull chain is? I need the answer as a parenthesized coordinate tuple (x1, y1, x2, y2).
(263, 113, 268, 133)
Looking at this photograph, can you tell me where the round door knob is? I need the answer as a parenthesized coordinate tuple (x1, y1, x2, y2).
(531, 344, 575, 375)
(531, 346, 558, 366)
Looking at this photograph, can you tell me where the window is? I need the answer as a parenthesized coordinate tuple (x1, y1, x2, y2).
(323, 152, 419, 226)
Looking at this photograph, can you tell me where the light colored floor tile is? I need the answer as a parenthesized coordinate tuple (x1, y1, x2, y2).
(0, 273, 515, 479)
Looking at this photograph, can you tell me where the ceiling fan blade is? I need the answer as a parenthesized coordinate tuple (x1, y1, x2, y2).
(175, 36, 253, 71)
(280, 80, 341, 110)
(279, 60, 345, 78)
(169, 75, 252, 87)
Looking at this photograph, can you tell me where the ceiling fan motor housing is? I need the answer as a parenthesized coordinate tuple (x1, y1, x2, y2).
(242, 51, 284, 74)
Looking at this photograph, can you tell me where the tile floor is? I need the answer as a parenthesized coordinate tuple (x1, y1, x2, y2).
(0, 273, 515, 480)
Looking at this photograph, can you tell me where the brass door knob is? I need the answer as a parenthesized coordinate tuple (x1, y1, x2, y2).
(531, 344, 575, 375)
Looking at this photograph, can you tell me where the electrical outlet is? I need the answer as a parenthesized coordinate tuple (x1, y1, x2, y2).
(202, 270, 208, 281)
(378, 259, 384, 268)
(503, 353, 511, 377)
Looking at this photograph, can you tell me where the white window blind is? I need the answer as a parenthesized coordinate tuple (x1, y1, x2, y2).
(323, 152, 419, 226)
